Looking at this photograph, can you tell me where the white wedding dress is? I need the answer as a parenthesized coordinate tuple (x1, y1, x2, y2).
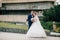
(26, 15, 47, 37)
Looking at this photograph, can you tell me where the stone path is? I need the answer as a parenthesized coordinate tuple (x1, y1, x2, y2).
(50, 32, 60, 36)
(0, 32, 60, 40)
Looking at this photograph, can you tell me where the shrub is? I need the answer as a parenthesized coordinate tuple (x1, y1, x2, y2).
(55, 22, 60, 28)
(43, 5, 60, 22)
(41, 21, 53, 31)
(55, 27, 60, 33)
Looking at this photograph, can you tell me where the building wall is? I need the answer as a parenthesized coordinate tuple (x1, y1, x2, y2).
(0, 0, 2, 7)
(2, 0, 55, 3)
(0, 15, 27, 22)
(0, 0, 55, 22)
(0, 10, 30, 22)
(3, 2, 53, 10)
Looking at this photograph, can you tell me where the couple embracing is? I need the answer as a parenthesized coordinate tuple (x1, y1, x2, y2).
(26, 11, 47, 37)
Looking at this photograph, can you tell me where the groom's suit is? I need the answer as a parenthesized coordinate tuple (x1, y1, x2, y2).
(27, 14, 33, 29)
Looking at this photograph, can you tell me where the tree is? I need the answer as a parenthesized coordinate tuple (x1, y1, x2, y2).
(43, 5, 60, 22)
(54, 5, 60, 22)
(43, 7, 55, 22)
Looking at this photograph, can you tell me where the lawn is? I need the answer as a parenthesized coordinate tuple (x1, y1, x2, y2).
(0, 22, 28, 30)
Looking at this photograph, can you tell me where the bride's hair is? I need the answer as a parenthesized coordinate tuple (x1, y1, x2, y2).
(34, 11, 38, 15)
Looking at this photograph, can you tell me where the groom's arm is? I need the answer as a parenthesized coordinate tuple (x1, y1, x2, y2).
(26, 19, 28, 21)
(26, 15, 30, 21)
(27, 15, 32, 21)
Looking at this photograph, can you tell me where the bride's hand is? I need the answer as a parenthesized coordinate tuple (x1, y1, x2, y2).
(31, 18, 35, 22)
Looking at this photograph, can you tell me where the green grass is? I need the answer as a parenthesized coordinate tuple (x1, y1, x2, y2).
(0, 22, 28, 30)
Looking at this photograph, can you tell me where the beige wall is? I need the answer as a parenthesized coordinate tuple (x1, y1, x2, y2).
(0, 15, 27, 22)
(0, 0, 55, 22)
(0, 0, 2, 7)
(5, 2, 53, 10)
(2, 0, 55, 3)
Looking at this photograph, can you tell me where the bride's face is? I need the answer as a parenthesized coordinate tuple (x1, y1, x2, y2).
(33, 13, 36, 16)
(31, 11, 36, 16)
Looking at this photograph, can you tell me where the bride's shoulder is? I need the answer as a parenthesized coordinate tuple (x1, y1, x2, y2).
(35, 15, 38, 17)
(34, 15, 38, 19)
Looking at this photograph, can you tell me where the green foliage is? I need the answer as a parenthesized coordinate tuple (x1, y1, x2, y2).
(55, 22, 60, 28)
(43, 5, 60, 22)
(41, 21, 53, 31)
(0, 22, 28, 30)
(54, 5, 60, 22)
(43, 7, 55, 22)
(55, 27, 60, 33)
(0, 22, 28, 33)
(41, 21, 60, 32)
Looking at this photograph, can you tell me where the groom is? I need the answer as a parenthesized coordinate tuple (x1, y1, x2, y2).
(27, 11, 34, 29)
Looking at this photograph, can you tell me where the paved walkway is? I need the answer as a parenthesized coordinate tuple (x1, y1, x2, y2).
(0, 32, 60, 40)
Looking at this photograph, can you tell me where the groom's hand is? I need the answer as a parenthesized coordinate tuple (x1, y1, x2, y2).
(26, 19, 28, 21)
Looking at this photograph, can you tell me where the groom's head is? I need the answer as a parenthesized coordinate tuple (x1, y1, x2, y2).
(31, 10, 37, 16)
(31, 11, 35, 15)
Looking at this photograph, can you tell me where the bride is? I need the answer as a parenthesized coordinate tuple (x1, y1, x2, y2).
(26, 11, 47, 37)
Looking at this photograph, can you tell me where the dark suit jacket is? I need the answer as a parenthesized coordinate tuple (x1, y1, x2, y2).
(27, 14, 33, 28)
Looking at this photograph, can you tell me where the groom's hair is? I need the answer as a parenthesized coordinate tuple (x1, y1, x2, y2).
(31, 10, 37, 15)
(31, 10, 34, 12)
(31, 10, 35, 14)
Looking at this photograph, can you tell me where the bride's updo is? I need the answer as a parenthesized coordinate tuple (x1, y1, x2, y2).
(31, 11, 38, 22)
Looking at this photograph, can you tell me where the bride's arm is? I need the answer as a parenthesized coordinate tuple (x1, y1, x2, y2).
(31, 17, 37, 22)
(34, 17, 37, 22)
(34, 16, 39, 22)
(31, 18, 35, 22)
